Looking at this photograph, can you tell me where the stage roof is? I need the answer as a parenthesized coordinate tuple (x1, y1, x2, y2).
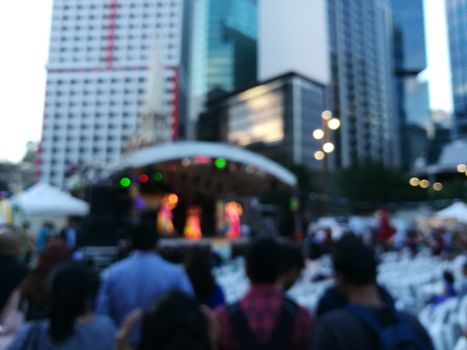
(111, 142, 297, 196)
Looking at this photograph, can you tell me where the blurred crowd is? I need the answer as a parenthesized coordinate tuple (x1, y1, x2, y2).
(0, 219, 466, 350)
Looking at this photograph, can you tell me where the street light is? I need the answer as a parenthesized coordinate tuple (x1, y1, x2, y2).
(457, 164, 466, 173)
(433, 182, 443, 191)
(419, 179, 430, 189)
(328, 118, 341, 130)
(323, 142, 335, 153)
(409, 177, 420, 187)
(322, 110, 332, 120)
(313, 129, 325, 140)
(314, 151, 325, 160)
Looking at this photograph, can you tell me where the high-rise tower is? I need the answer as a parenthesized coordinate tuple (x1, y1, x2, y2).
(40, 0, 189, 188)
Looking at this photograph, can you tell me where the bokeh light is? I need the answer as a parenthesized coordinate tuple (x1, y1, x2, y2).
(328, 118, 341, 130)
(120, 177, 131, 188)
(313, 129, 324, 140)
(433, 182, 443, 191)
(419, 179, 430, 189)
(323, 142, 335, 153)
(409, 177, 420, 187)
(314, 151, 325, 160)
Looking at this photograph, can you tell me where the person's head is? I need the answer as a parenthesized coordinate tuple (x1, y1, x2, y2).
(130, 222, 158, 251)
(138, 291, 213, 350)
(331, 234, 378, 293)
(185, 249, 216, 305)
(37, 239, 71, 274)
(246, 236, 282, 284)
(278, 243, 305, 291)
(443, 270, 455, 285)
(0, 230, 21, 257)
(48, 263, 99, 343)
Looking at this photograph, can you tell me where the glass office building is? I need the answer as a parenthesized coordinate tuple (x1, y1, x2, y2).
(191, 0, 257, 95)
(327, 0, 398, 167)
(391, 0, 429, 168)
(197, 73, 326, 169)
(446, 0, 467, 137)
(189, 0, 257, 137)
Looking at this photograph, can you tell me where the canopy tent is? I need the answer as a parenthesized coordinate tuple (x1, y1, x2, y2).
(435, 202, 467, 224)
(12, 183, 89, 216)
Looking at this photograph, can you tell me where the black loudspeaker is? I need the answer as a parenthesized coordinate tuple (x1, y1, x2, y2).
(78, 185, 131, 246)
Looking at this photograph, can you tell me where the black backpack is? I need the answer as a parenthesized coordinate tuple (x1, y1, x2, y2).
(346, 303, 430, 350)
(227, 298, 297, 350)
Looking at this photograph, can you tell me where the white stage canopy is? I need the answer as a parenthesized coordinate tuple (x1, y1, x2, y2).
(112, 141, 297, 188)
(12, 183, 89, 216)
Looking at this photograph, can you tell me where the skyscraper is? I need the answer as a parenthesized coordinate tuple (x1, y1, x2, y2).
(40, 0, 189, 188)
(391, 0, 430, 168)
(446, 0, 467, 137)
(327, 0, 398, 167)
(189, 0, 257, 135)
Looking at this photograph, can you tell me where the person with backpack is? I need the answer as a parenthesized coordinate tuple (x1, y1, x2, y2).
(311, 234, 434, 350)
(214, 237, 313, 350)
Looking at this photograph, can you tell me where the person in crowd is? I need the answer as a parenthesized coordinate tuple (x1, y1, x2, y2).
(59, 217, 78, 251)
(277, 242, 305, 291)
(95, 223, 193, 346)
(21, 240, 71, 321)
(185, 249, 225, 309)
(0, 230, 28, 348)
(35, 222, 55, 254)
(115, 291, 215, 350)
(9, 263, 116, 350)
(214, 236, 313, 350)
(431, 270, 457, 305)
(18, 222, 34, 266)
(311, 234, 434, 350)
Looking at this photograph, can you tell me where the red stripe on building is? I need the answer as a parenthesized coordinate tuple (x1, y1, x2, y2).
(172, 67, 180, 140)
(104, 0, 118, 70)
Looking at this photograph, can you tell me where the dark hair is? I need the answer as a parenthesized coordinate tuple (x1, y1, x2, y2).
(138, 291, 212, 350)
(280, 243, 305, 273)
(185, 249, 216, 305)
(331, 234, 377, 286)
(443, 270, 455, 285)
(21, 240, 71, 312)
(48, 263, 99, 343)
(131, 222, 158, 250)
(246, 236, 282, 284)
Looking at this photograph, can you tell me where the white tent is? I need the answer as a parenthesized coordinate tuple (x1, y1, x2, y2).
(435, 202, 467, 224)
(12, 183, 89, 216)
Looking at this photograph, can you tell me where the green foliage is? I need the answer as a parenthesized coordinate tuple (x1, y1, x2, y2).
(334, 161, 423, 205)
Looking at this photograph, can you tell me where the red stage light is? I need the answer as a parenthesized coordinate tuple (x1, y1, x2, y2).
(139, 174, 149, 183)
(193, 155, 211, 165)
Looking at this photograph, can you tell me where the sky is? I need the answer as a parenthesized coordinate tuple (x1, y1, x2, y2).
(0, 0, 455, 163)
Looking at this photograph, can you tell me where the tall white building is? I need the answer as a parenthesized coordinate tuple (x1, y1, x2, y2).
(40, 0, 189, 188)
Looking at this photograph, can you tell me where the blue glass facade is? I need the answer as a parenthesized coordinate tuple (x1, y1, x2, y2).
(446, 0, 467, 136)
(390, 0, 429, 168)
(327, 0, 398, 167)
(191, 0, 257, 97)
(391, 0, 427, 73)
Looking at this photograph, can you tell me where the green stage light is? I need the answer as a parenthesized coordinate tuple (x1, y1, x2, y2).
(215, 158, 227, 169)
(120, 177, 131, 188)
(154, 172, 163, 181)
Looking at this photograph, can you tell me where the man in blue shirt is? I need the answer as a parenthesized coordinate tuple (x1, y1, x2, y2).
(95, 223, 193, 345)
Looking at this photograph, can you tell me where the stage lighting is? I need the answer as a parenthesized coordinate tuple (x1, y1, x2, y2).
(215, 158, 227, 169)
(120, 177, 131, 188)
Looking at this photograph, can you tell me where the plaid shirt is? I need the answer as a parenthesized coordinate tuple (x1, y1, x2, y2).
(214, 284, 313, 350)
